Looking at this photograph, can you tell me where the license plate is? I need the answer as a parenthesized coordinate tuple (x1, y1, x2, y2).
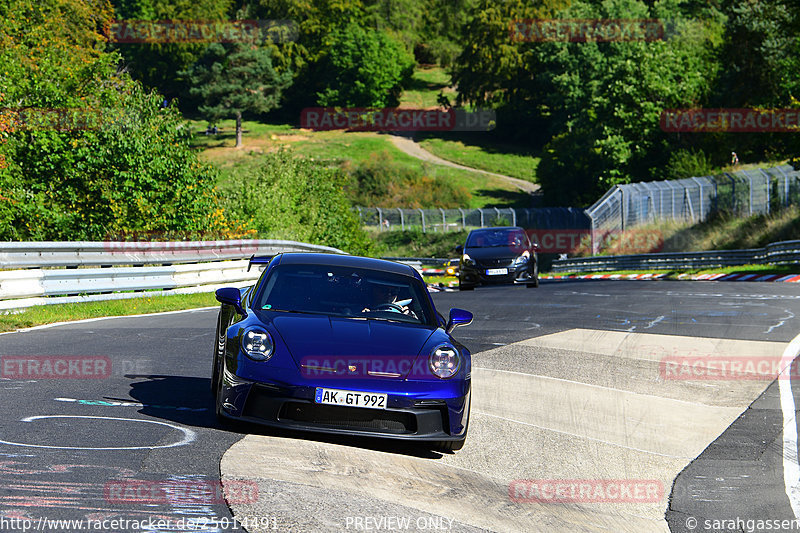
(486, 268, 508, 275)
(314, 388, 387, 409)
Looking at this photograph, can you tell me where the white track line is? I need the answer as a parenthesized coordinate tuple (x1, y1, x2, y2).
(0, 307, 217, 336)
(779, 332, 800, 519)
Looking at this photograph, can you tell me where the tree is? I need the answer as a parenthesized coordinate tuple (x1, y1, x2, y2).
(715, 0, 800, 107)
(314, 22, 414, 107)
(0, 0, 236, 240)
(451, 0, 727, 205)
(108, 0, 234, 99)
(708, 0, 800, 164)
(533, 1, 724, 203)
(184, 41, 292, 147)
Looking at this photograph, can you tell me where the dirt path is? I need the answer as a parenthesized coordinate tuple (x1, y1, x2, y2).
(388, 134, 540, 194)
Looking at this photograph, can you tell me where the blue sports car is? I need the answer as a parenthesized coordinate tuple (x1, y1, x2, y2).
(211, 253, 474, 451)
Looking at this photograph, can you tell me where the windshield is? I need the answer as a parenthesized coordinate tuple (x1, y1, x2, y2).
(254, 264, 434, 325)
(466, 229, 529, 250)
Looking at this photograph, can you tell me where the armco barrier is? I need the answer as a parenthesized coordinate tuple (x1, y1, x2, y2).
(551, 240, 800, 273)
(0, 240, 346, 310)
(0, 239, 345, 269)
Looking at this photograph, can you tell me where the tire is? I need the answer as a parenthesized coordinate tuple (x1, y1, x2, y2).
(458, 283, 474, 291)
(214, 373, 230, 425)
(210, 315, 224, 393)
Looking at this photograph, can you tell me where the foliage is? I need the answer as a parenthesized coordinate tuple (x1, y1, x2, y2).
(664, 149, 714, 181)
(453, 0, 725, 205)
(183, 40, 292, 145)
(0, 0, 235, 240)
(715, 0, 800, 108)
(345, 151, 471, 208)
(315, 23, 414, 107)
(108, 0, 234, 98)
(221, 150, 376, 255)
(704, 0, 800, 165)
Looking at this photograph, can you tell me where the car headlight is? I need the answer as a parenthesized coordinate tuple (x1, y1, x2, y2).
(429, 343, 460, 379)
(462, 253, 476, 266)
(241, 327, 274, 361)
(514, 250, 530, 265)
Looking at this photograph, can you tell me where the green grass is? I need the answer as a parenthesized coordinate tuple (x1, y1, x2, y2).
(187, 118, 531, 208)
(424, 276, 458, 285)
(185, 63, 536, 210)
(418, 136, 540, 183)
(0, 292, 218, 333)
(399, 67, 455, 109)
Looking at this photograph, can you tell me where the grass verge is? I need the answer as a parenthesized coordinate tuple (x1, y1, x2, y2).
(0, 292, 218, 333)
(417, 135, 540, 183)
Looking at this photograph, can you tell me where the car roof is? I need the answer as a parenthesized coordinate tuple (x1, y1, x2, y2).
(468, 226, 524, 233)
(270, 253, 419, 277)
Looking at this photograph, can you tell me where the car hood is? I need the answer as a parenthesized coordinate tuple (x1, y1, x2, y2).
(268, 313, 436, 379)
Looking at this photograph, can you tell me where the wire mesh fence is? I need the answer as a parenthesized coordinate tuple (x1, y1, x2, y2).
(357, 165, 800, 256)
(586, 165, 800, 239)
(355, 207, 590, 232)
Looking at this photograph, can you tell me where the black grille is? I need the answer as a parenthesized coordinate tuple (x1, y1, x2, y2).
(477, 258, 514, 268)
(279, 402, 416, 434)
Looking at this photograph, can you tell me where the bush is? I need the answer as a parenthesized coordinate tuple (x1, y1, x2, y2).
(664, 149, 714, 180)
(536, 130, 614, 207)
(315, 24, 415, 107)
(0, 0, 233, 240)
(221, 150, 376, 255)
(346, 151, 470, 208)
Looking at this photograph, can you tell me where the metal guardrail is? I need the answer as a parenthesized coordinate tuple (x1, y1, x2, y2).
(381, 257, 449, 265)
(0, 239, 345, 269)
(0, 240, 346, 310)
(551, 240, 800, 273)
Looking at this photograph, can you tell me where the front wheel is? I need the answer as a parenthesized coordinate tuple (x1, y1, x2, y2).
(458, 282, 474, 291)
(214, 365, 232, 426)
(210, 315, 224, 393)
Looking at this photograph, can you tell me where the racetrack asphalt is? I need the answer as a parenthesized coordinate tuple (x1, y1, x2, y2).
(1, 281, 800, 532)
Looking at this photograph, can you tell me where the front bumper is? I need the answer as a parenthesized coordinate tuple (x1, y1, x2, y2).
(218, 371, 470, 442)
(459, 262, 535, 286)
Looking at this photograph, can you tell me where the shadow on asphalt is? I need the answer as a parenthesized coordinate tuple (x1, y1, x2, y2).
(122, 374, 446, 459)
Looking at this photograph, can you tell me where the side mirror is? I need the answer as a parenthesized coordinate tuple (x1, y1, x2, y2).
(216, 287, 246, 316)
(446, 308, 473, 334)
(455, 245, 464, 254)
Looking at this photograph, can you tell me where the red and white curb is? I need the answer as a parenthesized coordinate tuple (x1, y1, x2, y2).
(677, 273, 800, 282)
(541, 273, 800, 282)
(542, 273, 669, 281)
